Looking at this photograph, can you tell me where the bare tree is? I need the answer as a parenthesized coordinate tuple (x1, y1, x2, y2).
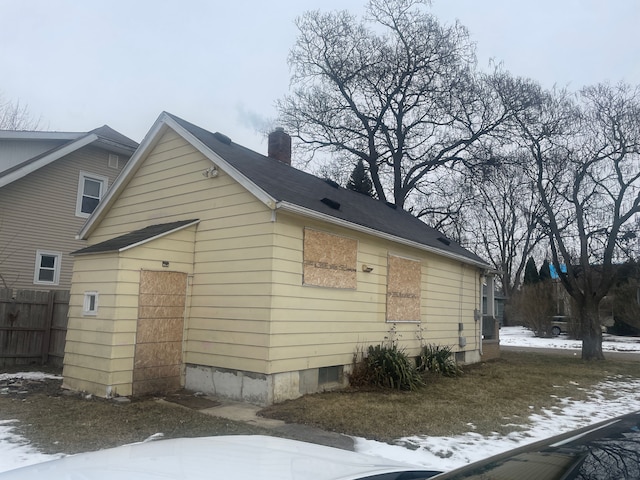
(277, 0, 539, 215)
(0, 94, 41, 130)
(515, 83, 640, 360)
(460, 157, 545, 298)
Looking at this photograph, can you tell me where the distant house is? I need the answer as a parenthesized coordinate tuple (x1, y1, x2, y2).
(0, 127, 138, 290)
(63, 112, 496, 405)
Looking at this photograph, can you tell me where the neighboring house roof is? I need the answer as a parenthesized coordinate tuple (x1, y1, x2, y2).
(0, 126, 138, 188)
(80, 112, 490, 269)
(72, 219, 199, 255)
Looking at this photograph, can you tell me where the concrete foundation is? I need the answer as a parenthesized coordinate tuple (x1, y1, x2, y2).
(185, 364, 349, 406)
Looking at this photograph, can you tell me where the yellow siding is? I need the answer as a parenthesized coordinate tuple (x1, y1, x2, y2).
(66, 126, 484, 397)
(63, 226, 197, 397)
(86, 130, 277, 373)
(66, 129, 276, 394)
(0, 145, 130, 290)
(265, 212, 482, 373)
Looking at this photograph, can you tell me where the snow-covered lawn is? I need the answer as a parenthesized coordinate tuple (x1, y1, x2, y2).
(1, 327, 639, 474)
(357, 327, 640, 470)
(0, 372, 65, 472)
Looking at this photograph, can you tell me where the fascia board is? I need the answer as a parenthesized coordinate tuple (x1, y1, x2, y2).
(78, 112, 278, 240)
(276, 201, 492, 270)
(0, 131, 82, 140)
(0, 133, 98, 188)
(76, 115, 170, 240)
(163, 116, 277, 209)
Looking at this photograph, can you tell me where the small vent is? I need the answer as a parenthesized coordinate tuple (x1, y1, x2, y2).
(321, 197, 341, 210)
(108, 154, 119, 169)
(213, 132, 232, 145)
(324, 178, 340, 189)
(438, 237, 451, 246)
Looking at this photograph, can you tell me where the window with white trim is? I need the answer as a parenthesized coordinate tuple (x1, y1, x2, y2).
(34, 250, 62, 285)
(76, 171, 108, 217)
(83, 291, 99, 316)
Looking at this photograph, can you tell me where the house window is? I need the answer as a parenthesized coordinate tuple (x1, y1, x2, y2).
(303, 228, 357, 289)
(76, 172, 108, 217)
(386, 254, 422, 322)
(83, 291, 99, 316)
(34, 250, 62, 285)
(318, 366, 343, 385)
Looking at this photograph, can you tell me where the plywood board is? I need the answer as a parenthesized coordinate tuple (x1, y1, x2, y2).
(386, 255, 421, 322)
(133, 270, 187, 395)
(303, 229, 357, 289)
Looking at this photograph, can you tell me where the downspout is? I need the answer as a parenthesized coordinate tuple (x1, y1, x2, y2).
(479, 273, 484, 356)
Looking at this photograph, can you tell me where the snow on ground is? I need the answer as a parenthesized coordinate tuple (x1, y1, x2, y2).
(355, 326, 640, 471)
(0, 372, 64, 472)
(499, 325, 640, 352)
(1, 328, 640, 473)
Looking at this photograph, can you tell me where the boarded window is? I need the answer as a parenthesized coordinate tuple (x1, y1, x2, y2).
(386, 255, 421, 322)
(303, 229, 357, 289)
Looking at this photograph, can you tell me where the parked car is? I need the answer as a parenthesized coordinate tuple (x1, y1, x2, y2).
(2, 411, 639, 479)
(550, 316, 569, 336)
(0, 435, 441, 480)
(436, 410, 640, 479)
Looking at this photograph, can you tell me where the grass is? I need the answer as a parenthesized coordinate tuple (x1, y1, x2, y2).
(260, 351, 640, 442)
(0, 378, 271, 455)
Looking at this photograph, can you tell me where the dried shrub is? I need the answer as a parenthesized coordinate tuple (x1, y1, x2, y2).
(416, 344, 462, 377)
(510, 282, 556, 337)
(349, 344, 423, 391)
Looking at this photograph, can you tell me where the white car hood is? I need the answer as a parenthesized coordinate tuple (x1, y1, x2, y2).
(0, 435, 434, 480)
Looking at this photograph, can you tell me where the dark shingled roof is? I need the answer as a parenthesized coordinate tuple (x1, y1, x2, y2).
(72, 219, 198, 255)
(165, 113, 488, 267)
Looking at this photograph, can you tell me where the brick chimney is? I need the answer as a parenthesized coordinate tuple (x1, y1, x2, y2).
(268, 127, 291, 165)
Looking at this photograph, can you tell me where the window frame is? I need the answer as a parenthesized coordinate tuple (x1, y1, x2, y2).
(83, 291, 99, 316)
(33, 250, 62, 285)
(75, 171, 108, 218)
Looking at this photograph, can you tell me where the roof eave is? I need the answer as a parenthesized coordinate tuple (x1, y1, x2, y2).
(0, 133, 99, 188)
(276, 201, 492, 269)
(78, 112, 277, 240)
(164, 115, 277, 209)
(74, 219, 200, 256)
(77, 116, 172, 240)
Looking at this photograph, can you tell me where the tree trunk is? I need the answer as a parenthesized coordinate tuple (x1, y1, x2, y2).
(579, 299, 605, 360)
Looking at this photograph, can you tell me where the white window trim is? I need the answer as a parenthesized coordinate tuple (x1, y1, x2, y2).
(75, 171, 108, 218)
(83, 291, 99, 316)
(33, 250, 62, 285)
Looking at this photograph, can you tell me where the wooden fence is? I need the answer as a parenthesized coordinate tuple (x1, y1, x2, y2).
(0, 288, 69, 368)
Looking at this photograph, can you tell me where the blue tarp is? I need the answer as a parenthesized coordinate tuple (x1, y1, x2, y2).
(549, 264, 567, 279)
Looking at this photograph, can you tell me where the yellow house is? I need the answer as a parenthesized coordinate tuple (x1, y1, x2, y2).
(63, 112, 495, 405)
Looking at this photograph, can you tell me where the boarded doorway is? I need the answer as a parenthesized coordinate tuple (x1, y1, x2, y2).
(133, 270, 187, 395)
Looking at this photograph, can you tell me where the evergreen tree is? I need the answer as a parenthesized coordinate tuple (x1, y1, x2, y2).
(523, 257, 539, 285)
(539, 259, 552, 282)
(346, 159, 374, 197)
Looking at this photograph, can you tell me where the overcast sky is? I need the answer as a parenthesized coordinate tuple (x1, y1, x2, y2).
(2, 1, 638, 153)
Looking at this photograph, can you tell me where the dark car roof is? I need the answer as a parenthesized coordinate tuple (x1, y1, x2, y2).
(437, 410, 640, 479)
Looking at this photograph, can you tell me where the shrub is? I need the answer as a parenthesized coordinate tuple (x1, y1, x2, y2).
(509, 282, 556, 337)
(416, 344, 462, 377)
(349, 343, 423, 391)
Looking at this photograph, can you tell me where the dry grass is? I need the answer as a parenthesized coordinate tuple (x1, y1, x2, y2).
(260, 351, 640, 442)
(0, 378, 270, 455)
